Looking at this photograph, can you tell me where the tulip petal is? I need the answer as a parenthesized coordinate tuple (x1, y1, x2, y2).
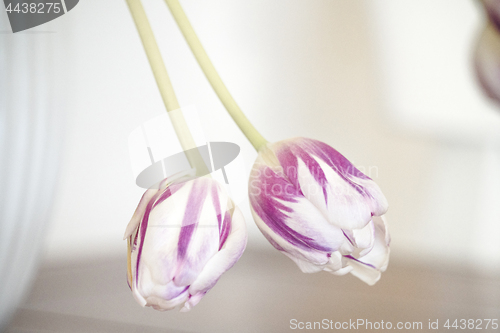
(136, 184, 185, 288)
(123, 188, 157, 240)
(346, 260, 381, 285)
(185, 205, 247, 303)
(144, 290, 190, 311)
(250, 203, 336, 267)
(126, 176, 247, 311)
(352, 220, 376, 257)
(180, 292, 206, 312)
(248, 137, 390, 284)
(346, 215, 390, 285)
(173, 179, 222, 287)
(286, 256, 324, 273)
(272, 138, 388, 230)
(249, 161, 345, 265)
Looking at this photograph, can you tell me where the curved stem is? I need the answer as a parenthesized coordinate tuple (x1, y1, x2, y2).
(164, 0, 268, 151)
(126, 0, 195, 152)
(126, 0, 209, 177)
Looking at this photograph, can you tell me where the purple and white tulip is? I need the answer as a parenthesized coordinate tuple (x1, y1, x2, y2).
(475, 0, 500, 104)
(124, 176, 247, 312)
(249, 137, 390, 285)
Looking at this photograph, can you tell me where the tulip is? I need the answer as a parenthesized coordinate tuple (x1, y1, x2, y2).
(249, 137, 389, 285)
(124, 176, 247, 311)
(482, 0, 500, 31)
(474, 22, 500, 104)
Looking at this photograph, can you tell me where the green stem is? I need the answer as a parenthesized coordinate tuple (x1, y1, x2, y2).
(126, 0, 209, 177)
(164, 0, 268, 151)
(126, 0, 194, 151)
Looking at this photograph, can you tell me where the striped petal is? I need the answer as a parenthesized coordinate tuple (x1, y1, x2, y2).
(249, 137, 390, 285)
(182, 205, 247, 312)
(249, 154, 345, 266)
(272, 138, 388, 229)
(126, 176, 247, 311)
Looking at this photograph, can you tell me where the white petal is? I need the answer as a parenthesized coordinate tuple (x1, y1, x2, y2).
(144, 291, 189, 311)
(180, 292, 205, 312)
(323, 251, 343, 272)
(352, 220, 375, 257)
(300, 157, 374, 230)
(140, 183, 192, 285)
(283, 252, 324, 273)
(339, 239, 354, 255)
(358, 215, 390, 270)
(348, 175, 389, 218)
(250, 199, 342, 266)
(187, 205, 247, 297)
(327, 266, 353, 276)
(348, 260, 382, 286)
(346, 215, 390, 285)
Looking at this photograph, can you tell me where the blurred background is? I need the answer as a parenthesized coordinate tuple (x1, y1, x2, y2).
(1, 0, 500, 332)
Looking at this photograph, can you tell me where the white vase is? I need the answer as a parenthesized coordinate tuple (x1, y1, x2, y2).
(0, 25, 66, 330)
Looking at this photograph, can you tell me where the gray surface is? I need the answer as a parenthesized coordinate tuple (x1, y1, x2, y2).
(6, 250, 500, 332)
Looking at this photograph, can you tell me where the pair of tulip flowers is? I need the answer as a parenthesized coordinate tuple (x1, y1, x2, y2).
(124, 137, 390, 312)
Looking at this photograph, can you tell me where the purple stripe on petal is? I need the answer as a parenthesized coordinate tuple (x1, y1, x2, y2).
(177, 180, 209, 262)
(273, 139, 364, 206)
(249, 165, 333, 252)
(126, 271, 131, 290)
(219, 209, 232, 250)
(135, 182, 186, 288)
(262, 229, 286, 251)
(275, 143, 300, 189)
(164, 285, 189, 300)
(274, 138, 382, 212)
(135, 188, 163, 288)
(309, 139, 370, 180)
(153, 182, 184, 209)
(289, 143, 328, 192)
(132, 225, 139, 248)
(211, 183, 222, 232)
(177, 225, 196, 263)
(342, 230, 355, 246)
(345, 255, 377, 270)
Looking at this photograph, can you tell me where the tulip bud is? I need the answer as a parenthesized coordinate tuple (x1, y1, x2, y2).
(249, 137, 389, 285)
(124, 176, 247, 311)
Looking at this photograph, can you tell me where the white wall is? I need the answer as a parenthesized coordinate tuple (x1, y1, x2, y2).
(40, 0, 500, 273)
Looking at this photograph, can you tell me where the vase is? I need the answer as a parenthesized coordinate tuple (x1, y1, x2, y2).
(0, 25, 66, 330)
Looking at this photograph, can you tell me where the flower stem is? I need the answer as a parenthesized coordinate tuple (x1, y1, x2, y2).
(126, 0, 195, 152)
(126, 0, 209, 177)
(164, 0, 268, 151)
